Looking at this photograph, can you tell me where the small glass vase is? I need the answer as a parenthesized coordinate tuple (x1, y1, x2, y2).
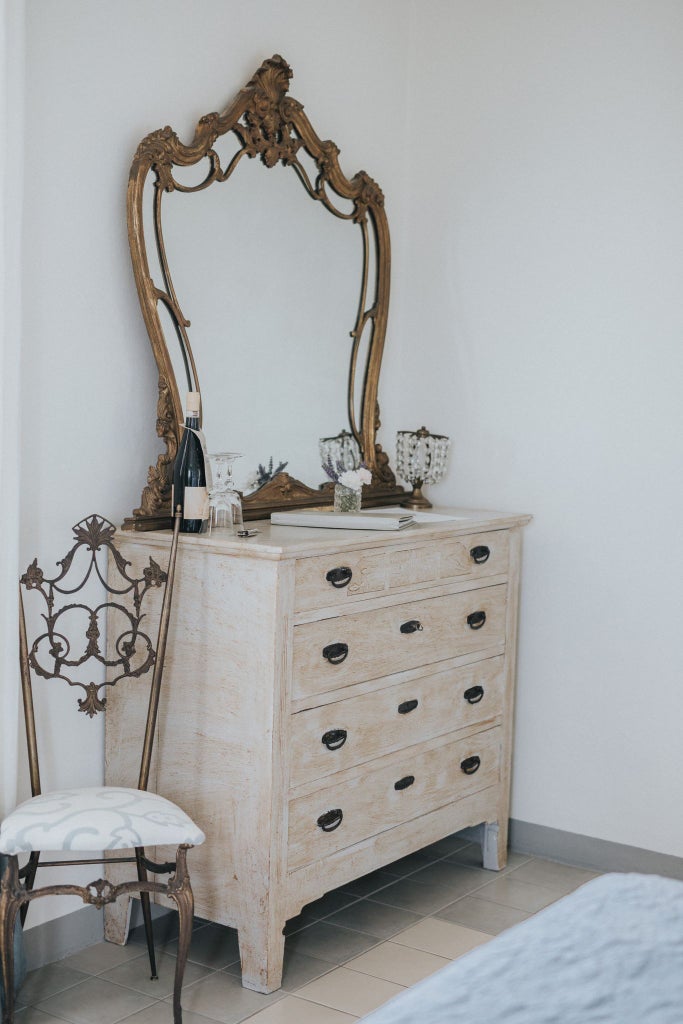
(334, 483, 362, 513)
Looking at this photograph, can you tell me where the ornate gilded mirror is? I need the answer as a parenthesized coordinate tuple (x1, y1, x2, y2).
(125, 55, 404, 529)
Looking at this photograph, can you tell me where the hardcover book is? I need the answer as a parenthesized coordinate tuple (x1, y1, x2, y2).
(270, 510, 415, 531)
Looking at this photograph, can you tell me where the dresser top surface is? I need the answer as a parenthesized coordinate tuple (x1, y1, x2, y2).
(121, 507, 531, 561)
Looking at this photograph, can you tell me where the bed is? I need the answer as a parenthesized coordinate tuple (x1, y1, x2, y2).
(359, 873, 683, 1023)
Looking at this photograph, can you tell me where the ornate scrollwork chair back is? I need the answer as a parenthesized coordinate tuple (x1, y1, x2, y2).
(0, 511, 204, 1024)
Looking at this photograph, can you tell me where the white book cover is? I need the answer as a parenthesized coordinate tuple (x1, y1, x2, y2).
(270, 510, 415, 531)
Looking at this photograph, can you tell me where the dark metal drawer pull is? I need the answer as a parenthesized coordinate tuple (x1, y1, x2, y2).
(317, 808, 343, 832)
(322, 642, 349, 664)
(326, 566, 353, 589)
(463, 685, 484, 704)
(321, 728, 347, 750)
(470, 545, 491, 564)
(398, 698, 419, 715)
(400, 619, 423, 634)
(460, 755, 481, 775)
(466, 610, 487, 630)
(394, 775, 415, 791)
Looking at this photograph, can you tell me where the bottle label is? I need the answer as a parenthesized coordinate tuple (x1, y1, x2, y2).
(183, 486, 209, 521)
(185, 391, 201, 417)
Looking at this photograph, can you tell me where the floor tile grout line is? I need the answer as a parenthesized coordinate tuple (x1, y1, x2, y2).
(22, 851, 561, 1021)
(92, 950, 150, 974)
(363, 871, 510, 915)
(110, 998, 168, 1024)
(235, 996, 361, 1024)
(134, 852, 534, 978)
(160, 994, 239, 1024)
(365, 852, 571, 914)
(25, 962, 223, 1012)
(333, 846, 532, 906)
(18, 966, 101, 1006)
(29, 970, 159, 1012)
(30, 993, 167, 1024)
(136, 843, 513, 945)
(284, 913, 436, 958)
(18, 1004, 82, 1024)
(289, 973, 409, 1017)
(32, 967, 165, 1002)
(161, 991, 290, 1024)
(450, 885, 580, 915)
(305, 847, 497, 927)
(280, 960, 345, 996)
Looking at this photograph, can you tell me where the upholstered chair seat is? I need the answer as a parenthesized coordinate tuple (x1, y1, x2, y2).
(0, 787, 205, 856)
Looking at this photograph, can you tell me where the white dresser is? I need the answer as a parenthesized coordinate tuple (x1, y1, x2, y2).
(104, 507, 530, 992)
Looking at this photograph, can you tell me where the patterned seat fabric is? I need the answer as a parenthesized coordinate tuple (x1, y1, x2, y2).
(0, 787, 205, 855)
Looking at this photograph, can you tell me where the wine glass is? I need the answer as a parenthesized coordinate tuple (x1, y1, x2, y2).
(207, 453, 244, 535)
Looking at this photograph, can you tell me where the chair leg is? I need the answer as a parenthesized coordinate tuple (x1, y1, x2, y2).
(168, 846, 194, 1024)
(135, 849, 157, 981)
(19, 853, 39, 928)
(0, 857, 24, 1024)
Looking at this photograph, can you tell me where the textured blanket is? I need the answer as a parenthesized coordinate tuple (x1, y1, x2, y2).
(359, 873, 683, 1023)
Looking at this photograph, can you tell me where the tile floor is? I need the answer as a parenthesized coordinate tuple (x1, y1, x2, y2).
(14, 836, 599, 1024)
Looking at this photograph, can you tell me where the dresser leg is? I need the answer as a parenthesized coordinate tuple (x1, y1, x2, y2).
(238, 918, 285, 993)
(482, 821, 508, 871)
(102, 857, 134, 945)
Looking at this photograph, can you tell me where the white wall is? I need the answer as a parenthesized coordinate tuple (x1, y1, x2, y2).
(19, 0, 411, 926)
(390, 0, 683, 855)
(16, 0, 683, 926)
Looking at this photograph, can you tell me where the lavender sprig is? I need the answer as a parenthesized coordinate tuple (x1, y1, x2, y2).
(321, 456, 346, 483)
(322, 457, 372, 489)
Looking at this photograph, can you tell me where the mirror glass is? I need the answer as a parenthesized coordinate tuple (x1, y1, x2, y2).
(157, 147, 365, 493)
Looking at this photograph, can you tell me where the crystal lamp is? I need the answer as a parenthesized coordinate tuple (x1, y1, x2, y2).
(318, 429, 361, 474)
(396, 426, 450, 509)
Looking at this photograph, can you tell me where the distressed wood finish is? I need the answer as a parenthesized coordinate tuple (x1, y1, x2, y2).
(290, 655, 505, 788)
(292, 584, 508, 699)
(288, 727, 502, 871)
(104, 508, 530, 993)
(294, 530, 510, 611)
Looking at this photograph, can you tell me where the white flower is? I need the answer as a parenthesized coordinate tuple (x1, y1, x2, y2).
(338, 468, 372, 489)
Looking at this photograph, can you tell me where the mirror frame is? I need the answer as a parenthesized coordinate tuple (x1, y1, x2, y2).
(124, 54, 405, 530)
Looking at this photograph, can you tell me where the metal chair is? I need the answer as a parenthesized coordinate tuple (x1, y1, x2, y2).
(0, 510, 203, 1024)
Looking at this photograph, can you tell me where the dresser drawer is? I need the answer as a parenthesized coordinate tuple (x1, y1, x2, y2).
(294, 531, 509, 612)
(292, 584, 507, 700)
(288, 727, 502, 871)
(290, 656, 505, 788)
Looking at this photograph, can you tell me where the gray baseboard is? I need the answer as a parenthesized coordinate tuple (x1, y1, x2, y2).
(509, 818, 683, 880)
(23, 899, 172, 972)
(23, 906, 103, 972)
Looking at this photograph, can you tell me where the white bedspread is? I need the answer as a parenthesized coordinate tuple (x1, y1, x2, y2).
(359, 873, 683, 1023)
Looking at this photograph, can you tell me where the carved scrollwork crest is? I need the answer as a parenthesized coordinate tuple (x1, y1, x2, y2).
(239, 54, 301, 168)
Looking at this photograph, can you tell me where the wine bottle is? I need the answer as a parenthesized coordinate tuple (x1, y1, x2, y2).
(172, 391, 208, 533)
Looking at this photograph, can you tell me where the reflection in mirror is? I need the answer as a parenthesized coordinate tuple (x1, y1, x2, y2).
(352, 316, 374, 441)
(161, 157, 362, 494)
(157, 302, 196, 407)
